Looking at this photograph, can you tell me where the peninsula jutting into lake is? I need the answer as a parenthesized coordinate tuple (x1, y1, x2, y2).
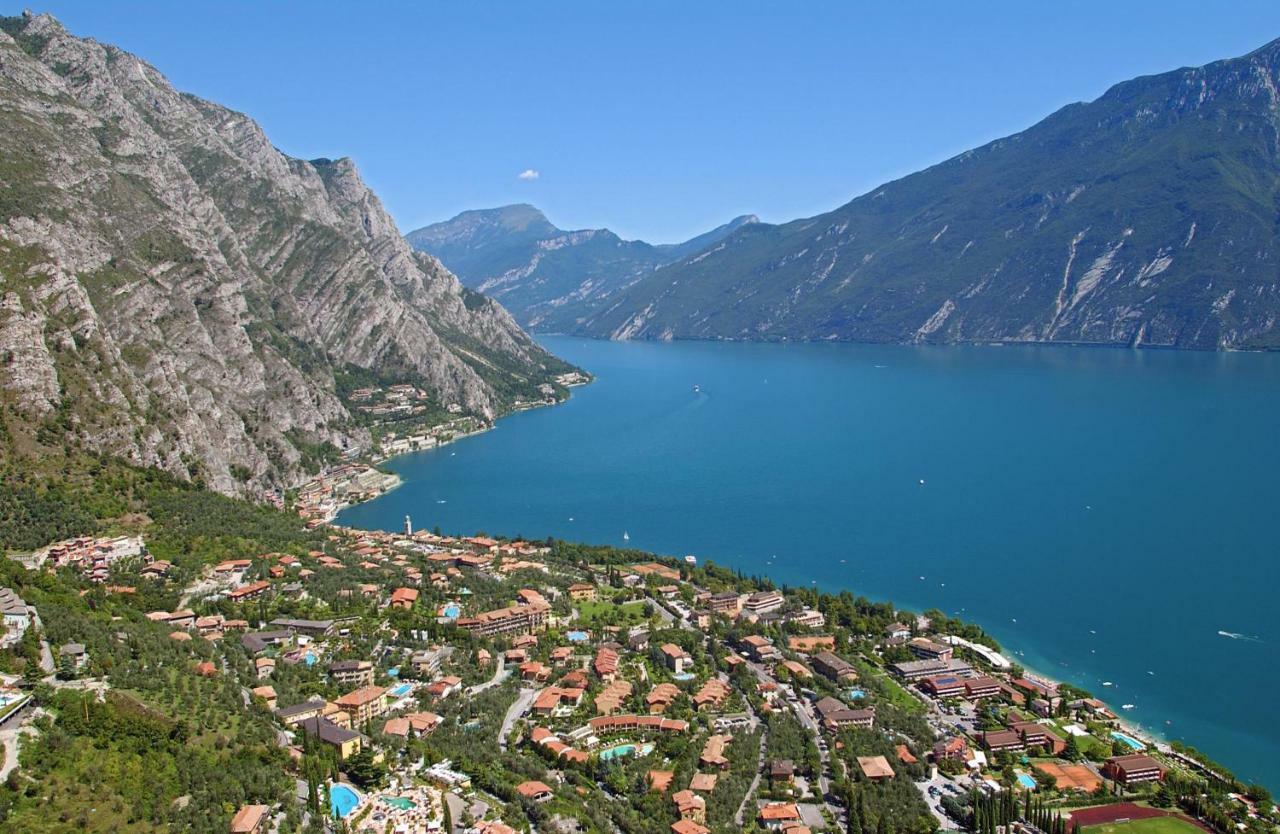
(2, 6, 1279, 834)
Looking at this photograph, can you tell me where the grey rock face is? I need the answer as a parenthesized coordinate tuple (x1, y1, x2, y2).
(0, 13, 568, 494)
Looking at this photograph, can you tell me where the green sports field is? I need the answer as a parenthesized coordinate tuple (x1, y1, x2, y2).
(1084, 816, 1203, 834)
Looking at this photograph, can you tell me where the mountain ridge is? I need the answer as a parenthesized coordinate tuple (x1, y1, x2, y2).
(405, 205, 758, 330)
(574, 35, 1280, 349)
(0, 12, 573, 495)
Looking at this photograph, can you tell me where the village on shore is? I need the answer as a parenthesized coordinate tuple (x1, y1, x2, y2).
(3, 494, 1273, 834)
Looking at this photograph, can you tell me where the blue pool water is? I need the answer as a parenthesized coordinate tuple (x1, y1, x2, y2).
(566, 630, 589, 642)
(441, 604, 461, 619)
(673, 672, 696, 681)
(599, 742, 655, 761)
(389, 683, 413, 698)
(304, 652, 317, 666)
(387, 666, 399, 677)
(337, 336, 1280, 789)
(1017, 773, 1037, 790)
(1111, 731, 1145, 751)
(330, 784, 359, 818)
(847, 689, 866, 700)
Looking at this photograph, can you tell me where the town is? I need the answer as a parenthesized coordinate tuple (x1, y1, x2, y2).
(1, 495, 1272, 834)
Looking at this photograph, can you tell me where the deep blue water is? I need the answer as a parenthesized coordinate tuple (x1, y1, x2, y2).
(338, 336, 1280, 787)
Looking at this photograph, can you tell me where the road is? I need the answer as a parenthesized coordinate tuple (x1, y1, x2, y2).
(917, 771, 966, 830)
(0, 702, 36, 781)
(498, 687, 537, 750)
(468, 654, 508, 695)
(733, 730, 769, 826)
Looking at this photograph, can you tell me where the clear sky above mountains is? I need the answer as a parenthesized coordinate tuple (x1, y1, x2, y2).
(19, 1, 1280, 242)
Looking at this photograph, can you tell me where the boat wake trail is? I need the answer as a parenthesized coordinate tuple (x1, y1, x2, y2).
(1217, 630, 1263, 643)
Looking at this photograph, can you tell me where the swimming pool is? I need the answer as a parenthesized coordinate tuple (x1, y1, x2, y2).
(1110, 731, 1145, 750)
(304, 651, 317, 666)
(672, 672, 695, 681)
(440, 604, 461, 619)
(382, 795, 416, 810)
(1016, 773, 1037, 790)
(330, 784, 360, 818)
(389, 683, 413, 698)
(846, 688, 866, 699)
(599, 742, 655, 761)
(567, 630, 589, 642)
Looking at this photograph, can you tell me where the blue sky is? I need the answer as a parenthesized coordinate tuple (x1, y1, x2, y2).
(16, 2, 1280, 242)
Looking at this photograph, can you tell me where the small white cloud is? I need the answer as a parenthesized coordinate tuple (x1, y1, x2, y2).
(517, 168, 540, 181)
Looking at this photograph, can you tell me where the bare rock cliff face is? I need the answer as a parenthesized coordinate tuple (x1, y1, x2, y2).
(0, 13, 569, 494)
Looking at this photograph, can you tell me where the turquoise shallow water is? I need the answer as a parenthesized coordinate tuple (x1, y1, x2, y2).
(338, 336, 1280, 788)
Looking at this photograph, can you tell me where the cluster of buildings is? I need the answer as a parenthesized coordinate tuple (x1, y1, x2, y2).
(29, 535, 145, 582)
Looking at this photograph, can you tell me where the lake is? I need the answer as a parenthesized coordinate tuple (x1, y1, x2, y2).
(337, 336, 1280, 787)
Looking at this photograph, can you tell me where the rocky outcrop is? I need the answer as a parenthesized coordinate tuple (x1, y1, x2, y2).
(0, 13, 571, 494)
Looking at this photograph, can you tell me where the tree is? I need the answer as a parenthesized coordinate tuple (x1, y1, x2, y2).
(344, 747, 387, 789)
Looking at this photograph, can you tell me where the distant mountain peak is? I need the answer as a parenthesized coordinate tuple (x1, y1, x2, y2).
(405, 204, 757, 329)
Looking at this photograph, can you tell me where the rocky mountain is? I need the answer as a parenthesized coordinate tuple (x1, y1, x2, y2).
(580, 38, 1280, 349)
(0, 12, 573, 495)
(406, 205, 757, 331)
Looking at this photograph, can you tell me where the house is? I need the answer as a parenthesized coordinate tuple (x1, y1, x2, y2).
(255, 657, 276, 679)
(648, 770, 675, 792)
(389, 587, 419, 609)
(981, 730, 1025, 752)
(671, 821, 710, 834)
(531, 684, 585, 716)
(0, 588, 31, 642)
(857, 755, 895, 781)
(516, 780, 555, 802)
(328, 659, 374, 688)
(251, 685, 277, 709)
(742, 590, 784, 616)
(457, 601, 549, 637)
(230, 804, 270, 834)
(661, 643, 691, 674)
(707, 592, 742, 615)
(1103, 754, 1164, 786)
(275, 699, 327, 727)
(700, 734, 732, 769)
(647, 682, 681, 714)
(425, 676, 463, 700)
(963, 676, 1001, 700)
(241, 630, 291, 654)
(383, 711, 442, 737)
(588, 714, 688, 734)
(933, 736, 970, 763)
(814, 697, 874, 731)
(594, 647, 620, 680)
(770, 759, 796, 785)
(779, 660, 811, 680)
(194, 661, 217, 677)
(1013, 721, 1065, 754)
(410, 648, 445, 676)
(672, 789, 706, 823)
(595, 679, 634, 715)
(689, 773, 718, 792)
(813, 651, 859, 683)
(520, 661, 552, 682)
(568, 583, 597, 601)
(298, 716, 364, 759)
(627, 630, 650, 652)
(786, 608, 826, 629)
(58, 643, 88, 672)
(758, 802, 802, 830)
(334, 685, 389, 724)
(228, 580, 271, 602)
(885, 622, 911, 640)
(896, 744, 918, 765)
(269, 618, 334, 637)
(908, 637, 953, 662)
(693, 679, 732, 711)
(890, 658, 972, 681)
(740, 635, 780, 663)
(921, 674, 966, 699)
